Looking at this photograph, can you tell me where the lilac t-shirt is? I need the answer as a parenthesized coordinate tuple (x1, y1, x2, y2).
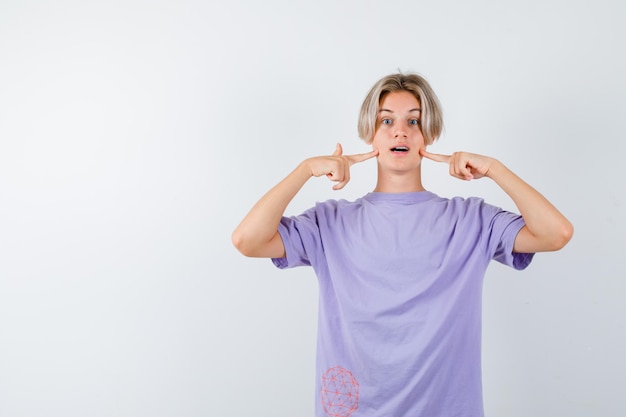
(272, 191, 533, 417)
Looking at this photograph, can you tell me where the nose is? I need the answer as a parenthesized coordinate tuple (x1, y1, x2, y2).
(393, 126, 408, 139)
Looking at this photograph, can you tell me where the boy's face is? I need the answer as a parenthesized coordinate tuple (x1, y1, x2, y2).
(371, 90, 425, 173)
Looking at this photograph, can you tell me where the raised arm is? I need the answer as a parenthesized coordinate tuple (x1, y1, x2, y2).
(420, 150, 573, 253)
(231, 144, 378, 258)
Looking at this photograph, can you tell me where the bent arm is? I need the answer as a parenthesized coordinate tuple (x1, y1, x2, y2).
(486, 161, 574, 253)
(232, 145, 378, 258)
(231, 162, 312, 258)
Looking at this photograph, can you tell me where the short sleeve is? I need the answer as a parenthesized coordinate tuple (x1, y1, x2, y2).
(489, 211, 535, 270)
(271, 208, 322, 270)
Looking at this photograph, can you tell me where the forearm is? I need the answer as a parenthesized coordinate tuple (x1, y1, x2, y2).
(232, 162, 312, 257)
(487, 160, 573, 252)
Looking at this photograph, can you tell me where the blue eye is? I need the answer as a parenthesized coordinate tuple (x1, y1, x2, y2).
(409, 119, 420, 126)
(381, 118, 392, 125)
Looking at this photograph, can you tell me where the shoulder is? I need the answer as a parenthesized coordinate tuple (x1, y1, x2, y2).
(448, 195, 485, 205)
(439, 196, 512, 222)
(286, 198, 365, 223)
(313, 197, 366, 212)
(441, 195, 486, 211)
(448, 195, 504, 210)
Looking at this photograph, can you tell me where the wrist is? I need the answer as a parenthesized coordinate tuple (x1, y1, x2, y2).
(296, 159, 315, 179)
(485, 158, 504, 179)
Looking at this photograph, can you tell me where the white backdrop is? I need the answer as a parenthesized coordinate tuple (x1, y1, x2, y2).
(1, 1, 625, 416)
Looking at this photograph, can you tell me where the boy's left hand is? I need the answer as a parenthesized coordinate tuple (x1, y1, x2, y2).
(420, 149, 496, 181)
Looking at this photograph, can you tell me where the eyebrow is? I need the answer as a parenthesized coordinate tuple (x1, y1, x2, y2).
(379, 108, 422, 113)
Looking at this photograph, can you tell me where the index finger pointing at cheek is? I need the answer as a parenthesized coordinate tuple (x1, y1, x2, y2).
(420, 149, 451, 163)
(348, 149, 379, 165)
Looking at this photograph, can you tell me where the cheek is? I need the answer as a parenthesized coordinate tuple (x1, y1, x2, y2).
(370, 133, 382, 150)
(415, 131, 426, 146)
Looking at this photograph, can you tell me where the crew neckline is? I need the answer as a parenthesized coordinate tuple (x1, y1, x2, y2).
(363, 191, 439, 204)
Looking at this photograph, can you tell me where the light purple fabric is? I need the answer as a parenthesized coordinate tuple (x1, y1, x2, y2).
(272, 191, 533, 417)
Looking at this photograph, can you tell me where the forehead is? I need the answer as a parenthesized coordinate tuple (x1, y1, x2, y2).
(379, 90, 421, 111)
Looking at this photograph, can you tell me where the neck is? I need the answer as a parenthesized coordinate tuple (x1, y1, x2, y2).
(373, 166, 426, 193)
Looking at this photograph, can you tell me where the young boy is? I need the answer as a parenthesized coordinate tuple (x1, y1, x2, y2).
(232, 73, 573, 417)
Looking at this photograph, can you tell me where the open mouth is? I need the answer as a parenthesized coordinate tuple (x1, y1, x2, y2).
(390, 146, 409, 153)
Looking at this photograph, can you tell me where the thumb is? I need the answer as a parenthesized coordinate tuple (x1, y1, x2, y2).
(332, 143, 343, 156)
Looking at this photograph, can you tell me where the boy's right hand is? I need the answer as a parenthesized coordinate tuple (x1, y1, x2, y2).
(305, 143, 378, 190)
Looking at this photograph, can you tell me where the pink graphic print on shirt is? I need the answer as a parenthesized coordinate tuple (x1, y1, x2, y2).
(321, 366, 360, 417)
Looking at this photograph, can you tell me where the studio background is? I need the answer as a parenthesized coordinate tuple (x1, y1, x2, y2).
(1, 0, 624, 416)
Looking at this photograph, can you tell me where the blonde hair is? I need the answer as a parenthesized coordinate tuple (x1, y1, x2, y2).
(358, 72, 444, 145)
